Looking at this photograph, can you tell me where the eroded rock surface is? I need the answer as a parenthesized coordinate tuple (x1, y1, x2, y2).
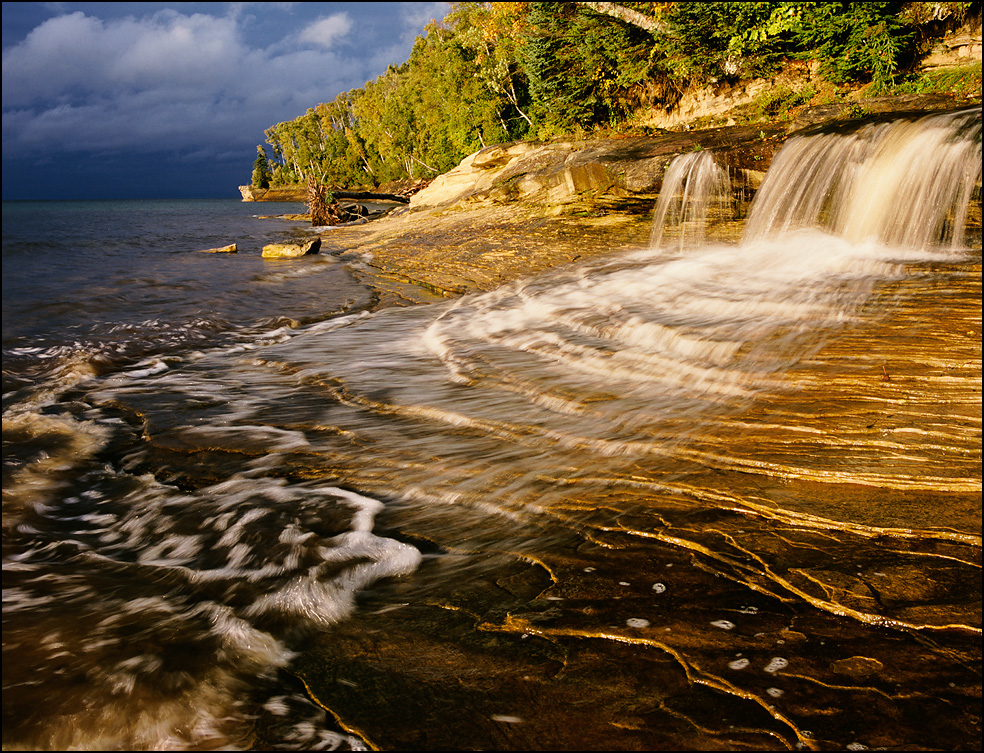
(409, 125, 785, 213)
(261, 237, 321, 258)
(197, 243, 238, 253)
(277, 108, 982, 751)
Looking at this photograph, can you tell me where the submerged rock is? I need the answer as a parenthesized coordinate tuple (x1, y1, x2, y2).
(261, 238, 321, 258)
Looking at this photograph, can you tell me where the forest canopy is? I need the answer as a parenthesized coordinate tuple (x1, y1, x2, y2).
(255, 1, 978, 190)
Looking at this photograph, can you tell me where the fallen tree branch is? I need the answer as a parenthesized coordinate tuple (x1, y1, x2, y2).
(333, 190, 410, 204)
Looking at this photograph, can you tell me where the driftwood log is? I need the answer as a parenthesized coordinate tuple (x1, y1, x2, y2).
(334, 190, 410, 204)
(308, 178, 411, 226)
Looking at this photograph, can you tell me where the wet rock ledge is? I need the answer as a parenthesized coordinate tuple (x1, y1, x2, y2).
(318, 125, 784, 298)
(312, 95, 975, 299)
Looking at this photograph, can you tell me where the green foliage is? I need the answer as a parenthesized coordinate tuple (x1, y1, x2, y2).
(253, 2, 972, 188)
(521, 2, 659, 136)
(251, 146, 271, 188)
(665, 2, 790, 81)
(448, 1, 535, 136)
(889, 60, 983, 98)
(792, 2, 916, 92)
(900, 1, 975, 27)
(750, 83, 817, 120)
(352, 25, 512, 183)
(845, 103, 871, 119)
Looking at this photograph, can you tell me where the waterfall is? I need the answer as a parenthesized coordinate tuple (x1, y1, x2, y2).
(3, 107, 981, 752)
(651, 107, 981, 253)
(650, 149, 732, 250)
(744, 107, 982, 249)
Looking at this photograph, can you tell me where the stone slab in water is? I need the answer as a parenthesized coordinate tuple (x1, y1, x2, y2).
(261, 237, 321, 258)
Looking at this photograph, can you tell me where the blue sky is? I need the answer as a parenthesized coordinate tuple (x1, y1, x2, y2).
(2, 2, 450, 200)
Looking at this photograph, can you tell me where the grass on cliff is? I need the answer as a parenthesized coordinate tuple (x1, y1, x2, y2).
(880, 61, 983, 100)
(639, 59, 982, 135)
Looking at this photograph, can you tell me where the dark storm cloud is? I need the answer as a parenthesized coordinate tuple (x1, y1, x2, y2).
(1, 2, 448, 198)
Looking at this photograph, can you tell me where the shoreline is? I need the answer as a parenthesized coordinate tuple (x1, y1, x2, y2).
(323, 203, 656, 298)
(290, 100, 981, 300)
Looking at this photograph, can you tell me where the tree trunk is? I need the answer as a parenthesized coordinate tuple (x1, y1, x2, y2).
(576, 2, 672, 37)
(308, 176, 341, 226)
(334, 190, 409, 204)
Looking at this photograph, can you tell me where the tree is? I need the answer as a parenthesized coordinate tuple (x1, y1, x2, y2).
(664, 2, 786, 82)
(251, 145, 271, 188)
(792, 2, 916, 91)
(448, 2, 535, 134)
(521, 2, 659, 135)
(252, 1, 954, 188)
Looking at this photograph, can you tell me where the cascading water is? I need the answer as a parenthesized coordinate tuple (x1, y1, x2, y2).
(650, 149, 733, 250)
(652, 107, 982, 252)
(2, 108, 981, 751)
(743, 107, 982, 248)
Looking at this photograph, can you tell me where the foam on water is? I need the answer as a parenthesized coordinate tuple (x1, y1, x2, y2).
(2, 472, 420, 749)
(420, 227, 939, 448)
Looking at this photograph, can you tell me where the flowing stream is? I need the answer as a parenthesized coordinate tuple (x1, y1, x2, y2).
(3, 108, 981, 750)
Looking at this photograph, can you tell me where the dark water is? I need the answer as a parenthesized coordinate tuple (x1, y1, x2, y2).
(2, 199, 430, 749)
(2, 199, 381, 394)
(3, 110, 982, 751)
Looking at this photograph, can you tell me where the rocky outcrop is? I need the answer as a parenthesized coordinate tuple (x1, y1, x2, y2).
(407, 92, 978, 217)
(408, 125, 786, 214)
(239, 185, 308, 202)
(197, 243, 238, 253)
(261, 238, 321, 258)
(785, 93, 969, 132)
(314, 101, 979, 300)
(641, 60, 821, 131)
(919, 27, 983, 69)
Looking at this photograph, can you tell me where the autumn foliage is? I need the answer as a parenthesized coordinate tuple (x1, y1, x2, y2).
(258, 1, 978, 190)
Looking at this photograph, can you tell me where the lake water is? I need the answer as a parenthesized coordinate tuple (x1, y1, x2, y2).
(2, 109, 981, 751)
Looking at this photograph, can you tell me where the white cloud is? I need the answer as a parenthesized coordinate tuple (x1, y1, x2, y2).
(1, 10, 246, 107)
(297, 13, 352, 49)
(0, 4, 453, 169)
(399, 2, 449, 41)
(0, 7, 381, 160)
(109, 11, 244, 88)
(1, 12, 111, 103)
